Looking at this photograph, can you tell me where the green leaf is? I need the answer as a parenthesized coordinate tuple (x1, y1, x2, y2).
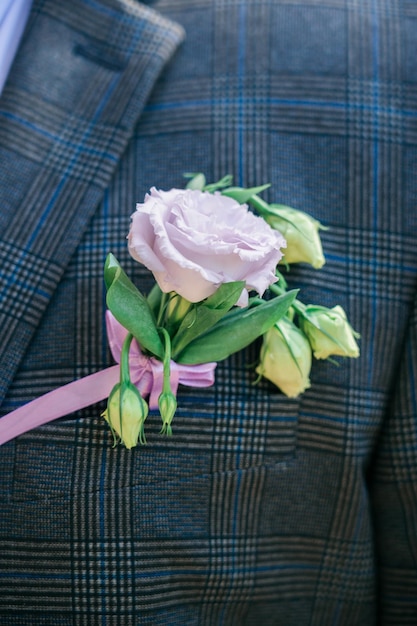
(104, 253, 164, 358)
(171, 281, 245, 358)
(221, 184, 271, 204)
(175, 290, 297, 364)
(146, 283, 163, 317)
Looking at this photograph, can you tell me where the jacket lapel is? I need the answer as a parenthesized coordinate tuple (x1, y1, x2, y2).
(0, 0, 184, 407)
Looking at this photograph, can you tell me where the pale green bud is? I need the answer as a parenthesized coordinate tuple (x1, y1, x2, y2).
(103, 382, 148, 448)
(300, 304, 360, 360)
(265, 205, 325, 269)
(256, 317, 312, 398)
(166, 293, 193, 328)
(159, 391, 177, 436)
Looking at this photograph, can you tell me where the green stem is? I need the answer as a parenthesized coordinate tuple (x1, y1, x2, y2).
(247, 193, 272, 217)
(159, 327, 172, 394)
(157, 292, 170, 327)
(269, 283, 307, 317)
(120, 333, 134, 385)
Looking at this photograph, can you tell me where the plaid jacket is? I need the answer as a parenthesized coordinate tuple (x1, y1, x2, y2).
(0, 1, 416, 624)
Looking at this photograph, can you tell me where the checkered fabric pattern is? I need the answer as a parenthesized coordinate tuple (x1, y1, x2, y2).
(0, 0, 416, 624)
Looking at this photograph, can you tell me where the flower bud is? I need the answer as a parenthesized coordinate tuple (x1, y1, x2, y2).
(103, 382, 148, 448)
(158, 390, 177, 436)
(166, 293, 193, 330)
(265, 204, 325, 269)
(300, 304, 360, 360)
(256, 317, 312, 398)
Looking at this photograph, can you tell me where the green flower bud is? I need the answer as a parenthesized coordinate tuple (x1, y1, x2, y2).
(166, 293, 193, 332)
(158, 390, 177, 436)
(300, 304, 360, 360)
(103, 382, 148, 448)
(256, 317, 312, 398)
(265, 205, 325, 269)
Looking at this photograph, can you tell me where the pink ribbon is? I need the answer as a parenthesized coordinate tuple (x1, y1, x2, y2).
(0, 312, 216, 445)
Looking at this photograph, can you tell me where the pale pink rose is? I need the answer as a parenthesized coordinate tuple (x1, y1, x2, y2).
(128, 187, 286, 305)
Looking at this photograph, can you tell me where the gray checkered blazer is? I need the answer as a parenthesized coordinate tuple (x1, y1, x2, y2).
(0, 1, 416, 624)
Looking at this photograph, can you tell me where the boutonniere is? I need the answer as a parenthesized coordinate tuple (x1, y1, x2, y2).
(102, 173, 359, 447)
(0, 174, 359, 448)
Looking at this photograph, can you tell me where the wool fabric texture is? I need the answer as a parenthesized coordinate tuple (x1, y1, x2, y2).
(0, 1, 416, 624)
